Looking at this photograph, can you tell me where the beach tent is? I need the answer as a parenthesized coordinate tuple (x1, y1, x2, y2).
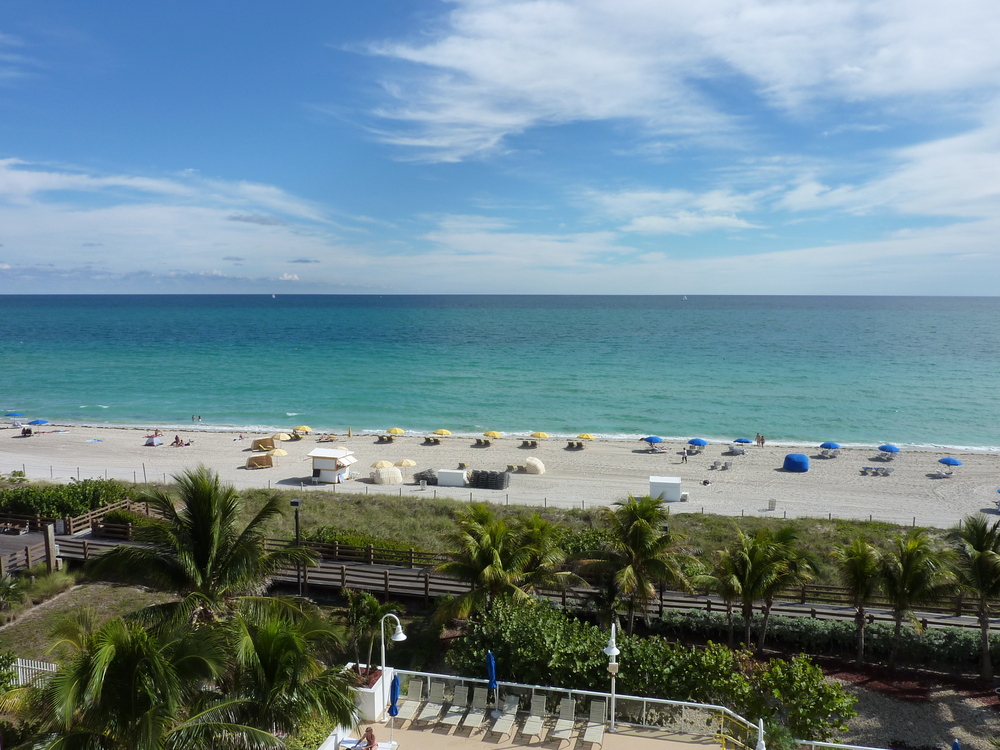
(783, 454, 809, 472)
(246, 455, 273, 469)
(524, 457, 545, 474)
(373, 467, 403, 485)
(145, 436, 163, 447)
(251, 437, 276, 452)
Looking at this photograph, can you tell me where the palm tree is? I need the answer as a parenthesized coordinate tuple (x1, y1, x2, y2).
(218, 610, 358, 737)
(5, 617, 275, 750)
(700, 527, 781, 647)
(834, 537, 882, 665)
(340, 588, 403, 675)
(879, 529, 956, 670)
(949, 514, 1000, 680)
(88, 466, 317, 624)
(434, 504, 580, 622)
(755, 526, 818, 649)
(579, 495, 692, 635)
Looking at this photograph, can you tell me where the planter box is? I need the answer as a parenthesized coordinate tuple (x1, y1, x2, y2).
(346, 663, 393, 722)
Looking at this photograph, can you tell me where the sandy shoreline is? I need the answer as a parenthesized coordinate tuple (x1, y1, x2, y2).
(2, 423, 999, 528)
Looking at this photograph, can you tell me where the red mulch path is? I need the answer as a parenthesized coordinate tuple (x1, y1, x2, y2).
(814, 656, 1000, 708)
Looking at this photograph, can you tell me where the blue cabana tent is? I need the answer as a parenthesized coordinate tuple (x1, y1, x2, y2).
(783, 454, 809, 472)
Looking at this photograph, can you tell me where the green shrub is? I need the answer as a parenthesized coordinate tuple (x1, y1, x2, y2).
(102, 508, 158, 528)
(285, 715, 336, 750)
(0, 479, 129, 517)
(23, 566, 76, 605)
(448, 601, 855, 741)
(307, 525, 422, 552)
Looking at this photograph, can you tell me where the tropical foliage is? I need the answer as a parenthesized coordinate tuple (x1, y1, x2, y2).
(577, 495, 693, 634)
(0, 478, 129, 517)
(833, 537, 882, 665)
(948, 514, 1000, 680)
(87, 466, 317, 624)
(339, 588, 402, 674)
(434, 503, 580, 621)
(3, 608, 356, 750)
(447, 599, 856, 741)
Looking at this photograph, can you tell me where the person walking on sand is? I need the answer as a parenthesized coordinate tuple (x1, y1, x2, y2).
(681, 448, 688, 463)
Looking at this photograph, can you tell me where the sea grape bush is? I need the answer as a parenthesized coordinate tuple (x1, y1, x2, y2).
(0, 479, 129, 517)
(447, 601, 855, 740)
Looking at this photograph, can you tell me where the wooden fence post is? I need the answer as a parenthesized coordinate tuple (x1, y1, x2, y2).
(409, 549, 415, 568)
(24, 545, 32, 569)
(384, 570, 390, 601)
(340, 565, 347, 589)
(44, 525, 57, 573)
(368, 544, 374, 565)
(83, 540, 90, 560)
(424, 573, 430, 608)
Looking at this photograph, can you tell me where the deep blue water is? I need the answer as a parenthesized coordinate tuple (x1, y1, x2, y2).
(1, 295, 998, 451)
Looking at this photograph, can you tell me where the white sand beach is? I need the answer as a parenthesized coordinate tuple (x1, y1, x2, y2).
(3, 424, 999, 528)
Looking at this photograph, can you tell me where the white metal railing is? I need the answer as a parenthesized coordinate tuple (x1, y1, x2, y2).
(15, 657, 57, 686)
(393, 668, 756, 746)
(391, 669, 890, 750)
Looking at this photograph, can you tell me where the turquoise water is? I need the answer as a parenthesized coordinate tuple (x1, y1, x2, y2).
(1, 295, 998, 451)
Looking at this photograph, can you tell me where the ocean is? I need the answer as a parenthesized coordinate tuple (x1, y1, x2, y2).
(1, 295, 997, 452)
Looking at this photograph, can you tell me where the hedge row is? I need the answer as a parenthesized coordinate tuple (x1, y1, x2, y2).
(0, 479, 130, 517)
(654, 610, 998, 671)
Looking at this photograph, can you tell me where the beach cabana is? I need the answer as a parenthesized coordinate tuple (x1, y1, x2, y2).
(783, 454, 809, 472)
(246, 455, 273, 470)
(251, 437, 276, 452)
(307, 447, 357, 484)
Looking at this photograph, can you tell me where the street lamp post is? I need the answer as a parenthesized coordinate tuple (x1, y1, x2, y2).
(603, 622, 620, 732)
(380, 613, 406, 720)
(290, 498, 302, 596)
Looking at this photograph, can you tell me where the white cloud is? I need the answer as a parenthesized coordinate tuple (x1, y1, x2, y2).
(621, 213, 759, 234)
(364, 0, 1000, 160)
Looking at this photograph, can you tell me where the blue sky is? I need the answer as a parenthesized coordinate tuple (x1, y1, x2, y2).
(2, 0, 1000, 294)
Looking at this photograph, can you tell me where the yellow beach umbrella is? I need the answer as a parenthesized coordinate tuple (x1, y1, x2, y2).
(268, 448, 288, 457)
(531, 432, 549, 439)
(484, 431, 502, 439)
(395, 459, 417, 467)
(294, 425, 312, 433)
(371, 460, 394, 469)
(577, 433, 595, 440)
(387, 427, 405, 435)
(272, 432, 292, 441)
(433, 429, 451, 436)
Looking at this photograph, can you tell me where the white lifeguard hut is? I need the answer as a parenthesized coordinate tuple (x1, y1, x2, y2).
(307, 447, 358, 484)
(649, 476, 682, 502)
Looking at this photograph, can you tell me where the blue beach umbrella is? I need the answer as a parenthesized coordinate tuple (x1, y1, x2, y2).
(734, 437, 753, 444)
(27, 419, 49, 426)
(5, 413, 24, 418)
(939, 457, 962, 467)
(688, 438, 708, 446)
(388, 673, 400, 743)
(642, 436, 663, 444)
(878, 444, 900, 453)
(820, 442, 841, 450)
(486, 650, 497, 690)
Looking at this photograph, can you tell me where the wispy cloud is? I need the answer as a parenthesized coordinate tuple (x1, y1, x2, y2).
(363, 0, 1000, 161)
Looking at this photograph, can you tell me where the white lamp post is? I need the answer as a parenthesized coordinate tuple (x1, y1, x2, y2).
(380, 613, 406, 720)
(603, 623, 620, 732)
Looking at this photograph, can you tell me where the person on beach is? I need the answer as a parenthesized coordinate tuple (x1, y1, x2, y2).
(360, 727, 377, 750)
(172, 435, 182, 447)
(681, 448, 688, 463)
(755, 433, 762, 447)
(760, 435, 765, 447)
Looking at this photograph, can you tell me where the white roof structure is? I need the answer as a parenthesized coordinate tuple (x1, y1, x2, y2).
(308, 447, 354, 460)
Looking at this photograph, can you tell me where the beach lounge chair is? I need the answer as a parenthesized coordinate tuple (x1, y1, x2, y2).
(860, 467, 871, 475)
(440, 684, 470, 727)
(550, 698, 577, 745)
(531, 440, 539, 448)
(415, 681, 447, 724)
(723, 461, 732, 470)
(484, 439, 492, 447)
(489, 695, 521, 738)
(520, 695, 547, 739)
(521, 440, 531, 448)
(884, 467, 894, 476)
(392, 679, 423, 724)
(583, 700, 606, 747)
(461, 687, 490, 732)
(712, 460, 721, 469)
(831, 449, 840, 458)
